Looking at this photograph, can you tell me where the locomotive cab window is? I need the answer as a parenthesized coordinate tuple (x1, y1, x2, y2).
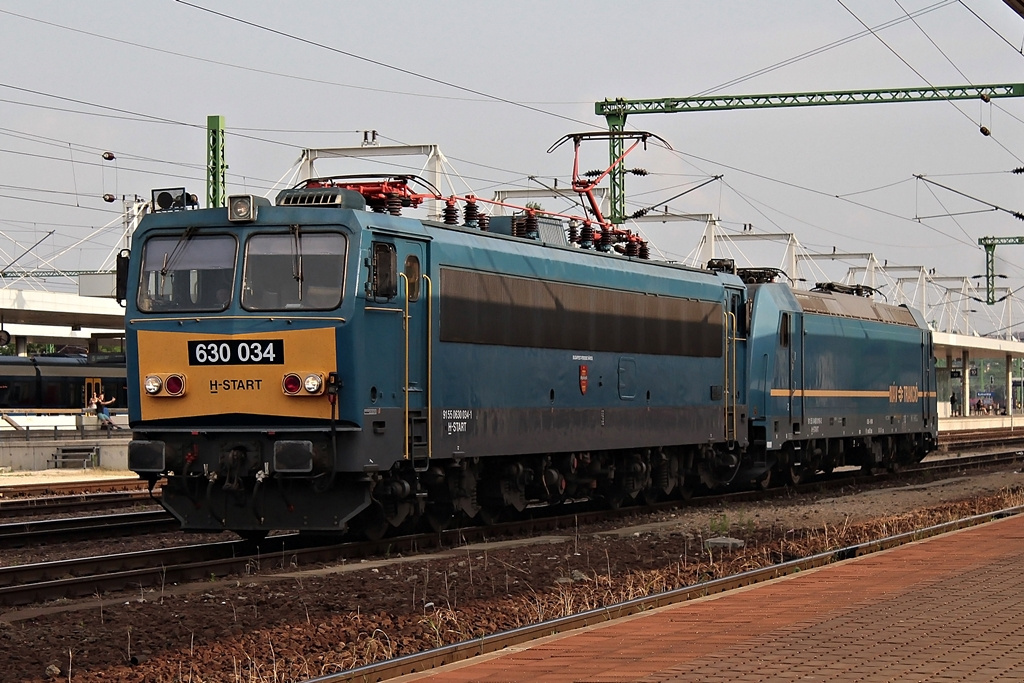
(138, 234, 237, 313)
(779, 312, 790, 348)
(370, 242, 398, 300)
(404, 255, 421, 302)
(241, 231, 346, 311)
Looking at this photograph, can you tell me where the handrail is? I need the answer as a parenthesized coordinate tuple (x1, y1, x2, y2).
(423, 273, 433, 460)
(399, 272, 410, 460)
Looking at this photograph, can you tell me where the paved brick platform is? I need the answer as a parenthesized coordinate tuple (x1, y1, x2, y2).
(397, 513, 1024, 682)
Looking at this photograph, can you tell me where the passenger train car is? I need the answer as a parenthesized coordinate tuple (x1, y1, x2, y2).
(0, 353, 126, 412)
(124, 176, 936, 539)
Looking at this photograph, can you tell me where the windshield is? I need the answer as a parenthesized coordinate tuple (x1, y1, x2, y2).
(137, 234, 237, 313)
(242, 231, 346, 311)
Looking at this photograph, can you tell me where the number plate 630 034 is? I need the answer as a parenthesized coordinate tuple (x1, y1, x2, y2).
(187, 339, 284, 365)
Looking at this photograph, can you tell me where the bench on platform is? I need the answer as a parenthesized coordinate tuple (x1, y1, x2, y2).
(52, 446, 99, 468)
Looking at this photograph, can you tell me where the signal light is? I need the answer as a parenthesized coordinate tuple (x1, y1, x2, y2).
(165, 374, 185, 396)
(282, 373, 302, 395)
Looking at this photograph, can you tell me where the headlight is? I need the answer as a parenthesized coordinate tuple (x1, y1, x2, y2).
(144, 375, 163, 394)
(303, 374, 323, 394)
(228, 194, 257, 222)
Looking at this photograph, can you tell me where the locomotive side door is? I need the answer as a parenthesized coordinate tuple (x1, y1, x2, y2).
(366, 235, 431, 465)
(724, 286, 746, 442)
(789, 312, 805, 436)
(777, 310, 804, 439)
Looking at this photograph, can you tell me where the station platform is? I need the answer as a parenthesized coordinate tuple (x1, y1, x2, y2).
(0, 467, 136, 487)
(398, 512, 1024, 682)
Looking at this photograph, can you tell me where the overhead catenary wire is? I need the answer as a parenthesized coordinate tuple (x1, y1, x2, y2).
(0, 2, 1020, 330)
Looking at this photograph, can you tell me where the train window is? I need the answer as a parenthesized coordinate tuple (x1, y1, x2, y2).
(242, 232, 346, 311)
(404, 255, 421, 302)
(371, 242, 398, 300)
(779, 312, 790, 348)
(138, 234, 237, 313)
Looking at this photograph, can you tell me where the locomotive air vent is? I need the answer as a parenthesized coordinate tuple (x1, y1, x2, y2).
(276, 187, 368, 210)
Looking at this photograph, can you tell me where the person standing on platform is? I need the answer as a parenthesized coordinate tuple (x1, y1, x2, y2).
(950, 392, 958, 417)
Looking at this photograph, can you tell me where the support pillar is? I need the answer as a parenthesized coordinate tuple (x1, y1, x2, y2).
(1007, 354, 1013, 416)
(946, 350, 954, 416)
(961, 349, 970, 415)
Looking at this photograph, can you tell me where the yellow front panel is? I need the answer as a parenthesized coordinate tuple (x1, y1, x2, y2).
(137, 328, 337, 421)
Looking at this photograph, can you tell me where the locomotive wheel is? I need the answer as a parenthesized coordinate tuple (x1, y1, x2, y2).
(425, 505, 454, 533)
(355, 502, 390, 541)
(755, 468, 773, 490)
(640, 487, 661, 506)
(477, 505, 504, 527)
(606, 489, 627, 510)
(787, 463, 809, 486)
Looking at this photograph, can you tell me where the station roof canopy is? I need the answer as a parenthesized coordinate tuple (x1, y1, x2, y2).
(0, 289, 124, 332)
(933, 331, 1024, 361)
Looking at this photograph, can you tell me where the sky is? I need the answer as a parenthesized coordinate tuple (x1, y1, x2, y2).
(2, 1, 1024, 335)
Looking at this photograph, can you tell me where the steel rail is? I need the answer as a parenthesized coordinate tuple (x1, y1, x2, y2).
(0, 509, 175, 548)
(0, 490, 154, 514)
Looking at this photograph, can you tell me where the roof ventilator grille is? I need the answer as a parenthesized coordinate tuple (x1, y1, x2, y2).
(275, 187, 367, 210)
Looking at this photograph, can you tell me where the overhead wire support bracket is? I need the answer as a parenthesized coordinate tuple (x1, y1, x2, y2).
(596, 83, 1024, 225)
(978, 236, 1024, 305)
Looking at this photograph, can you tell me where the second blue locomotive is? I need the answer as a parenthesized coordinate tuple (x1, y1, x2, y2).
(124, 180, 936, 538)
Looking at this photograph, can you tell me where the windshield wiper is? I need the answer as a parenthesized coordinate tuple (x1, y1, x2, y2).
(161, 226, 198, 276)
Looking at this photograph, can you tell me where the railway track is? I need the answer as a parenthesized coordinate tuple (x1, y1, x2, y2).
(0, 489, 155, 515)
(0, 509, 175, 548)
(0, 477, 158, 515)
(0, 449, 1019, 609)
(938, 426, 1024, 450)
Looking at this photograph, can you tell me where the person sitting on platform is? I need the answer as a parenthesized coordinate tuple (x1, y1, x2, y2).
(91, 391, 121, 430)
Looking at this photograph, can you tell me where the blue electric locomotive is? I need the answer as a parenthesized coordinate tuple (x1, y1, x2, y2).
(123, 176, 935, 539)
(123, 179, 754, 537)
(742, 275, 937, 486)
